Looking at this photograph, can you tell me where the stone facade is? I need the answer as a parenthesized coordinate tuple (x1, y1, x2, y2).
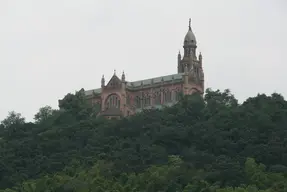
(64, 19, 204, 119)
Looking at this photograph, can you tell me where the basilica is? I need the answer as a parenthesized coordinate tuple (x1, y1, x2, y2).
(61, 19, 204, 119)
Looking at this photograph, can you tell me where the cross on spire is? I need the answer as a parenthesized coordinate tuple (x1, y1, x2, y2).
(189, 18, 191, 30)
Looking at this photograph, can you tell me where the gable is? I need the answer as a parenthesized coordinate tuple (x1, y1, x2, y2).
(106, 75, 122, 88)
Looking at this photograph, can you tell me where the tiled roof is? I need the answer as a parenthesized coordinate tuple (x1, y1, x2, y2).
(85, 88, 101, 96)
(127, 73, 183, 87)
(84, 73, 183, 96)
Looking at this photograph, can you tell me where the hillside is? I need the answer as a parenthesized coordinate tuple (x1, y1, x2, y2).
(0, 88, 287, 191)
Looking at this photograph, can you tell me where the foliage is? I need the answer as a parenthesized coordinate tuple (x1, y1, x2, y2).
(1, 111, 25, 128)
(34, 105, 56, 123)
(0, 89, 287, 191)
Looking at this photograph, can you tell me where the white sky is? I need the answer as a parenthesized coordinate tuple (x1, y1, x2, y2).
(0, 0, 286, 121)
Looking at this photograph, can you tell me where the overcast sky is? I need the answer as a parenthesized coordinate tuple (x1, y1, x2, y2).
(0, 0, 286, 121)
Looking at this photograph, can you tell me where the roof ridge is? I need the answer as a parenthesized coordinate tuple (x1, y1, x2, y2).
(129, 73, 182, 83)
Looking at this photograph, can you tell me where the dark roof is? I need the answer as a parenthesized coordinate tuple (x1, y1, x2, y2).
(127, 73, 183, 88)
(84, 73, 183, 96)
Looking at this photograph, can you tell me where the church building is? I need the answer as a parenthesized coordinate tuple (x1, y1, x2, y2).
(62, 19, 204, 119)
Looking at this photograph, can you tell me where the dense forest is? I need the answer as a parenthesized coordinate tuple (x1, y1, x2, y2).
(0, 88, 287, 191)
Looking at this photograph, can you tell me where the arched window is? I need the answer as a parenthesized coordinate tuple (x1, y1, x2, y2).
(117, 98, 120, 107)
(154, 90, 161, 105)
(126, 95, 131, 105)
(175, 90, 181, 101)
(135, 96, 141, 108)
(146, 96, 151, 106)
(105, 94, 120, 109)
(163, 89, 172, 103)
(143, 93, 151, 107)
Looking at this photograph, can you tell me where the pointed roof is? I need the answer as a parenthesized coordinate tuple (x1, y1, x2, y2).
(184, 18, 197, 45)
(106, 74, 122, 87)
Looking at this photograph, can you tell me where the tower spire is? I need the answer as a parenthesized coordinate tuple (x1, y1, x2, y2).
(188, 18, 191, 31)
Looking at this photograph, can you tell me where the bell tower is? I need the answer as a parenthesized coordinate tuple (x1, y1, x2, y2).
(177, 18, 204, 95)
(177, 18, 198, 74)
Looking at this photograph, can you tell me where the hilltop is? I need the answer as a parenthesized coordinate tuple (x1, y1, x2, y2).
(0, 88, 287, 191)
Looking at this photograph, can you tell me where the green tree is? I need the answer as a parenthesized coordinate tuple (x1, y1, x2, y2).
(34, 105, 55, 123)
(0, 88, 287, 191)
(1, 111, 25, 128)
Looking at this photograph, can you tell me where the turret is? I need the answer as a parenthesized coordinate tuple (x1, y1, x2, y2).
(177, 51, 181, 72)
(199, 52, 202, 66)
(101, 75, 105, 87)
(121, 71, 126, 90)
(121, 71, 125, 82)
(178, 50, 181, 62)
